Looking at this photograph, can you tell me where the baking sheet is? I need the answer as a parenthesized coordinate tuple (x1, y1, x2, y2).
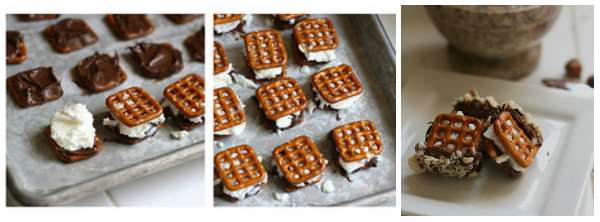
(214, 14, 396, 206)
(6, 14, 205, 206)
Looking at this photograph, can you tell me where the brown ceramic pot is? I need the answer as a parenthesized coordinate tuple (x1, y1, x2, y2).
(426, 5, 561, 79)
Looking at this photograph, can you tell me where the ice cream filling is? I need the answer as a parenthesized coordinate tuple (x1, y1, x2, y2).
(299, 45, 336, 62)
(215, 20, 241, 33)
(275, 111, 301, 128)
(274, 160, 325, 187)
(50, 103, 96, 151)
(215, 122, 246, 136)
(162, 100, 203, 123)
(313, 87, 362, 110)
(253, 67, 283, 80)
(103, 114, 165, 139)
(483, 126, 527, 172)
(339, 155, 381, 173)
(215, 64, 234, 88)
(223, 175, 268, 200)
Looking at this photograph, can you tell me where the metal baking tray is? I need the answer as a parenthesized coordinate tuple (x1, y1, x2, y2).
(6, 14, 205, 206)
(214, 14, 396, 206)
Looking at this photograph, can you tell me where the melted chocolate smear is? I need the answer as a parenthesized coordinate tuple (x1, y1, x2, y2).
(185, 28, 205, 62)
(74, 52, 125, 93)
(111, 14, 153, 39)
(45, 19, 98, 53)
(7, 31, 20, 58)
(18, 14, 59, 21)
(8, 67, 63, 107)
(130, 42, 183, 79)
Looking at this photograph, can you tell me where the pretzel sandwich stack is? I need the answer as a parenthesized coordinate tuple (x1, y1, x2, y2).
(410, 90, 544, 178)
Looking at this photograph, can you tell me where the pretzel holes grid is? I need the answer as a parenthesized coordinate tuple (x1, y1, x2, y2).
(273, 136, 326, 184)
(257, 78, 307, 120)
(214, 41, 229, 74)
(495, 112, 534, 163)
(426, 114, 482, 153)
(313, 64, 362, 103)
(215, 146, 265, 191)
(107, 87, 162, 126)
(165, 75, 204, 117)
(245, 30, 287, 70)
(294, 18, 338, 51)
(333, 121, 383, 162)
(214, 87, 245, 131)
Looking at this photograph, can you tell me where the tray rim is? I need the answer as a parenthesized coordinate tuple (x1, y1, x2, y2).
(7, 143, 204, 206)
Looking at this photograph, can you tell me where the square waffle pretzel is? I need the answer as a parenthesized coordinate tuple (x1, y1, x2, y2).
(293, 17, 339, 52)
(425, 113, 484, 155)
(331, 120, 383, 162)
(163, 74, 205, 118)
(214, 41, 230, 74)
(215, 144, 267, 191)
(256, 77, 307, 121)
(272, 135, 327, 185)
(312, 64, 363, 104)
(106, 87, 163, 127)
(492, 111, 539, 168)
(214, 87, 246, 131)
(244, 29, 288, 71)
(214, 14, 243, 25)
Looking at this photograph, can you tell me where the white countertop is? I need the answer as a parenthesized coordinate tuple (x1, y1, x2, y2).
(401, 6, 593, 215)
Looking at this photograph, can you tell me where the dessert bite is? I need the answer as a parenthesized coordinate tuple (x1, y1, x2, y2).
(184, 28, 205, 62)
(7, 31, 27, 64)
(165, 14, 199, 24)
(74, 52, 127, 93)
(271, 135, 328, 192)
(102, 87, 165, 144)
(255, 77, 307, 130)
(105, 14, 155, 40)
(312, 64, 363, 110)
(163, 74, 205, 130)
(214, 87, 246, 137)
(273, 14, 308, 29)
(47, 103, 102, 163)
(331, 120, 383, 179)
(44, 18, 98, 53)
(453, 90, 500, 121)
(293, 17, 339, 65)
(214, 14, 244, 34)
(214, 144, 267, 201)
(483, 101, 543, 177)
(409, 111, 485, 178)
(129, 42, 183, 79)
(214, 41, 234, 88)
(8, 67, 63, 108)
(17, 14, 59, 22)
(243, 29, 288, 80)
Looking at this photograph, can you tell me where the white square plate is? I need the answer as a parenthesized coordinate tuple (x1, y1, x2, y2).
(401, 69, 593, 215)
